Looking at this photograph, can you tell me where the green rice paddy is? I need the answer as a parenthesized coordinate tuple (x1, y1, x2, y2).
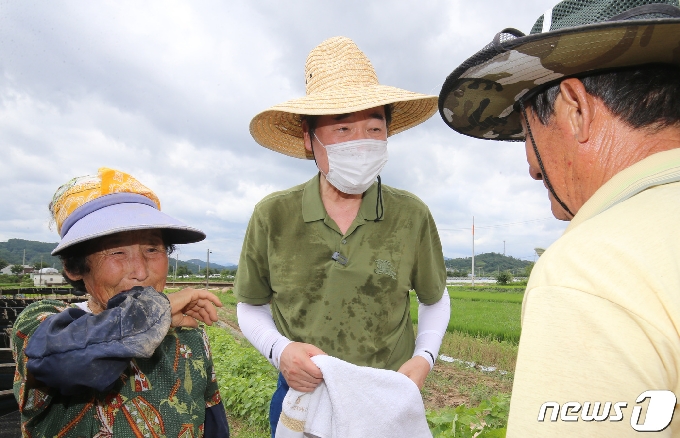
(447, 290, 524, 303)
(411, 286, 523, 344)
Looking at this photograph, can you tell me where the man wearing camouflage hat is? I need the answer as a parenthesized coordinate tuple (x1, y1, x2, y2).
(439, 0, 680, 435)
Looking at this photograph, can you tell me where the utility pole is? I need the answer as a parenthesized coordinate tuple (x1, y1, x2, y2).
(503, 240, 506, 256)
(23, 249, 26, 266)
(39, 255, 43, 286)
(174, 250, 180, 288)
(471, 216, 475, 288)
(206, 249, 212, 290)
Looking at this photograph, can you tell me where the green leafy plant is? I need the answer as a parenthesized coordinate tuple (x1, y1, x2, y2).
(206, 325, 278, 430)
(494, 271, 513, 286)
(427, 394, 510, 437)
(10, 264, 25, 277)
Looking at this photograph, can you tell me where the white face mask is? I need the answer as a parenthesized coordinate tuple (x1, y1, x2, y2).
(314, 134, 388, 195)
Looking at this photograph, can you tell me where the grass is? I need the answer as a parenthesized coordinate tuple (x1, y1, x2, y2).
(439, 331, 518, 373)
(447, 290, 524, 303)
(212, 290, 238, 306)
(226, 417, 269, 438)
(411, 288, 522, 344)
(183, 286, 524, 345)
(448, 284, 526, 291)
(447, 299, 521, 344)
(213, 326, 516, 437)
(188, 287, 520, 369)
(171, 287, 518, 437)
(203, 290, 272, 437)
(206, 324, 277, 436)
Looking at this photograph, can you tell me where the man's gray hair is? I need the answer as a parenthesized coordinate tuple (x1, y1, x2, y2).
(527, 64, 680, 132)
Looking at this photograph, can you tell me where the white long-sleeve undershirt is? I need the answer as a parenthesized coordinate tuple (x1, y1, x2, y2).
(236, 302, 292, 369)
(413, 288, 450, 369)
(236, 288, 450, 370)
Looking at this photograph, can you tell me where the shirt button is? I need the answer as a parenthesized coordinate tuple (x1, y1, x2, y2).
(341, 239, 347, 244)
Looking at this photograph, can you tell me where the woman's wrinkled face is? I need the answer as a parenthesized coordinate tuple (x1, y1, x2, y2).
(68, 229, 169, 310)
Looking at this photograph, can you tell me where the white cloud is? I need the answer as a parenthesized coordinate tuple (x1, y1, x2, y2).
(0, 0, 565, 265)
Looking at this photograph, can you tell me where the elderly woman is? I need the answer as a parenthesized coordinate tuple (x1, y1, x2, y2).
(12, 168, 229, 437)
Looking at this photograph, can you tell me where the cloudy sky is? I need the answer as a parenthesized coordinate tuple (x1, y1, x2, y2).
(0, 0, 567, 266)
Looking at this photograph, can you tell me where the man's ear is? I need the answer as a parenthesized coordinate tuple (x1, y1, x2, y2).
(302, 120, 313, 152)
(557, 78, 594, 143)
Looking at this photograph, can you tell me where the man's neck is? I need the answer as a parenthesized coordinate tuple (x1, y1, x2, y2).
(318, 174, 362, 234)
(575, 122, 680, 213)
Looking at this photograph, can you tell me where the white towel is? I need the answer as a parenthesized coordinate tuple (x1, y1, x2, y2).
(276, 355, 432, 438)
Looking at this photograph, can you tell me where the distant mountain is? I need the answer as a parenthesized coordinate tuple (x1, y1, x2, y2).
(0, 239, 62, 269)
(444, 252, 531, 275)
(0, 239, 238, 274)
(183, 258, 237, 273)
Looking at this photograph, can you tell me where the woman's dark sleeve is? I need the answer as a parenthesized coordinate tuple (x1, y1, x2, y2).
(204, 402, 230, 437)
(23, 286, 171, 395)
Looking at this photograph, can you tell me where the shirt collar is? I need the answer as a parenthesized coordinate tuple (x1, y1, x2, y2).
(302, 174, 325, 222)
(302, 174, 384, 223)
(565, 148, 680, 234)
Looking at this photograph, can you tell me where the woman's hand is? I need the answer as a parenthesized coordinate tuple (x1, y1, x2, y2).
(279, 342, 326, 392)
(168, 288, 223, 328)
(397, 356, 431, 390)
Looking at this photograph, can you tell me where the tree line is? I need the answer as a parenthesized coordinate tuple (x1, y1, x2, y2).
(0, 239, 62, 270)
(445, 252, 532, 277)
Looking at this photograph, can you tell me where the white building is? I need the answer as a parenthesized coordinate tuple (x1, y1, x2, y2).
(0, 264, 33, 275)
(32, 268, 67, 286)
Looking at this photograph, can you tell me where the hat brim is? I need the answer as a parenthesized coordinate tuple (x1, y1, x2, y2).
(52, 203, 206, 255)
(438, 18, 680, 141)
(250, 85, 438, 159)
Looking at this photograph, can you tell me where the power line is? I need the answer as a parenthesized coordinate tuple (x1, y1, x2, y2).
(439, 217, 553, 232)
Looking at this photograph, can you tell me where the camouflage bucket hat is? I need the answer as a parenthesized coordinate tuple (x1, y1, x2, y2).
(438, 0, 680, 141)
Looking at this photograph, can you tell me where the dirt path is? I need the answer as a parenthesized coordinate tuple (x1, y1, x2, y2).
(422, 361, 512, 409)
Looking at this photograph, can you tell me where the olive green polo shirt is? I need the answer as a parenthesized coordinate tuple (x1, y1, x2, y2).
(235, 174, 446, 371)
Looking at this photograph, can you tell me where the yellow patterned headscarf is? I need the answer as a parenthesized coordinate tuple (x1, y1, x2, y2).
(49, 167, 161, 236)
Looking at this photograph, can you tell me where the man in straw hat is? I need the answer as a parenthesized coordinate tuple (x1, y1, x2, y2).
(236, 36, 450, 434)
(439, 0, 680, 435)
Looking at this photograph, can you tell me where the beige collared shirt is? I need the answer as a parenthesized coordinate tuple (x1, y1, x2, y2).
(507, 149, 680, 437)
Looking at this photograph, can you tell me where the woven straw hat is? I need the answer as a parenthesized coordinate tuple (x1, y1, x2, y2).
(250, 37, 438, 159)
(438, 0, 680, 141)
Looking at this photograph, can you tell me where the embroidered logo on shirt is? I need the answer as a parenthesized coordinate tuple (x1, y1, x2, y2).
(374, 259, 396, 279)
